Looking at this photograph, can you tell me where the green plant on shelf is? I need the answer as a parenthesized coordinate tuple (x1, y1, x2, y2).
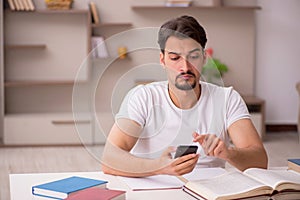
(201, 48, 228, 85)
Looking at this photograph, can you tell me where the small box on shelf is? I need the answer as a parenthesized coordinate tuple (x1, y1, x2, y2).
(45, 0, 73, 10)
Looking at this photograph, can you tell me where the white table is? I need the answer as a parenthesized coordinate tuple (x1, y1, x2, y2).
(9, 171, 196, 200)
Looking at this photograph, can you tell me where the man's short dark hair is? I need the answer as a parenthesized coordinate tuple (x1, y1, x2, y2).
(158, 15, 207, 53)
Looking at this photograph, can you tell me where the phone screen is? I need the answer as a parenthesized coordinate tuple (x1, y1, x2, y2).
(174, 145, 198, 158)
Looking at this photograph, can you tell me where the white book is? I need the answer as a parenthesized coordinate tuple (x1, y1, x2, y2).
(16, 0, 25, 10)
(7, 0, 16, 10)
(22, 0, 30, 11)
(12, 0, 20, 10)
(27, 0, 35, 11)
(91, 36, 109, 58)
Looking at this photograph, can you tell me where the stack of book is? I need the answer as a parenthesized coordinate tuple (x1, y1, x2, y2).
(165, 0, 192, 7)
(288, 158, 300, 173)
(32, 176, 125, 200)
(6, 0, 35, 11)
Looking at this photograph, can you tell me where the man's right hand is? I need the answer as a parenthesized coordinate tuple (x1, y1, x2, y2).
(155, 146, 199, 176)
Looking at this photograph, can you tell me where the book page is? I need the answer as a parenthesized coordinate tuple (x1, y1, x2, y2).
(185, 171, 272, 200)
(244, 168, 300, 191)
(118, 167, 226, 191)
(118, 175, 183, 190)
(183, 167, 226, 181)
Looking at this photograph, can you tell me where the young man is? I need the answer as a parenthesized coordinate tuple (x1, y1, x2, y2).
(101, 15, 267, 177)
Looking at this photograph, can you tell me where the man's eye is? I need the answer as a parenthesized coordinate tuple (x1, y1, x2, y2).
(189, 54, 200, 59)
(170, 56, 180, 61)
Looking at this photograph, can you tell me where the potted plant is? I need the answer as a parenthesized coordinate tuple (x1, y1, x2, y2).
(201, 48, 228, 86)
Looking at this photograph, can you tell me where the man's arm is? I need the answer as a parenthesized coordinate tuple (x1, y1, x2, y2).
(101, 120, 199, 177)
(193, 118, 268, 171)
(226, 118, 268, 170)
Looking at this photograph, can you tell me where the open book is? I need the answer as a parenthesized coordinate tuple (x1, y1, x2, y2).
(183, 168, 300, 200)
(118, 167, 226, 190)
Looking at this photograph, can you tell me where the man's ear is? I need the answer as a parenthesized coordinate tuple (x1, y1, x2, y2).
(203, 50, 207, 65)
(160, 52, 165, 68)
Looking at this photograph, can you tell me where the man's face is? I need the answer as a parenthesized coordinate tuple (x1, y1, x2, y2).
(160, 36, 205, 91)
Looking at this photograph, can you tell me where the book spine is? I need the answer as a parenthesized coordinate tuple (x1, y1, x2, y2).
(7, 0, 16, 10)
(12, 0, 20, 11)
(27, 0, 35, 11)
(16, 0, 25, 10)
(90, 2, 100, 25)
(22, 0, 30, 11)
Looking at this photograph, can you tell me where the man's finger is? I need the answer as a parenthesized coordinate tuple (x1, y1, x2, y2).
(207, 137, 220, 155)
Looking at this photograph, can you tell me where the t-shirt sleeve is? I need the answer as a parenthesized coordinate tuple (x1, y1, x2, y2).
(115, 85, 148, 127)
(226, 88, 250, 128)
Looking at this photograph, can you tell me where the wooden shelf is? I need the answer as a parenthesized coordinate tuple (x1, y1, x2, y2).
(5, 44, 46, 49)
(5, 9, 89, 14)
(131, 5, 261, 10)
(243, 96, 265, 106)
(4, 80, 76, 87)
(91, 22, 132, 28)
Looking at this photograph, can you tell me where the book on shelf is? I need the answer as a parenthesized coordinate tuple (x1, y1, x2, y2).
(24, 0, 35, 11)
(183, 168, 300, 200)
(23, 0, 30, 11)
(32, 176, 108, 199)
(91, 36, 109, 58)
(89, 1, 100, 25)
(28, 0, 35, 11)
(288, 158, 300, 173)
(7, 0, 16, 10)
(7, 0, 35, 11)
(65, 187, 126, 200)
(16, 0, 24, 10)
(12, 0, 21, 10)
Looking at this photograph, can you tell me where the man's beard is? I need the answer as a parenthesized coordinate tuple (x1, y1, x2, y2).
(175, 72, 197, 91)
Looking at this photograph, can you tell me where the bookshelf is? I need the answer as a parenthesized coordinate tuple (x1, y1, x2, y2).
(4, 44, 47, 49)
(91, 23, 133, 28)
(2, 9, 92, 145)
(0, 4, 133, 145)
(4, 80, 75, 87)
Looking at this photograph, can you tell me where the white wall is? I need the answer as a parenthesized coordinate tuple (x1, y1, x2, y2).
(256, 0, 300, 124)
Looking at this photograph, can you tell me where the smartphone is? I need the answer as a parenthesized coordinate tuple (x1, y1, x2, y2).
(174, 145, 198, 158)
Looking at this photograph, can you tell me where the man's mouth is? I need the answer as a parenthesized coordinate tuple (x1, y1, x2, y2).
(178, 73, 195, 80)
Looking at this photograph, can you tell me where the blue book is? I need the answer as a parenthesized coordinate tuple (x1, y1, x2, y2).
(32, 176, 108, 199)
(288, 158, 300, 173)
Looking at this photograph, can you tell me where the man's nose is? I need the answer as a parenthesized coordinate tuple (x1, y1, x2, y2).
(179, 58, 191, 72)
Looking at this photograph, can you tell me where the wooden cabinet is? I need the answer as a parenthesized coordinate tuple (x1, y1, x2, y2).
(243, 96, 266, 140)
(3, 9, 91, 145)
(4, 113, 92, 145)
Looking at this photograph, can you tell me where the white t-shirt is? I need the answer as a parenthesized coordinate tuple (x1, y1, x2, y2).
(115, 81, 250, 167)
